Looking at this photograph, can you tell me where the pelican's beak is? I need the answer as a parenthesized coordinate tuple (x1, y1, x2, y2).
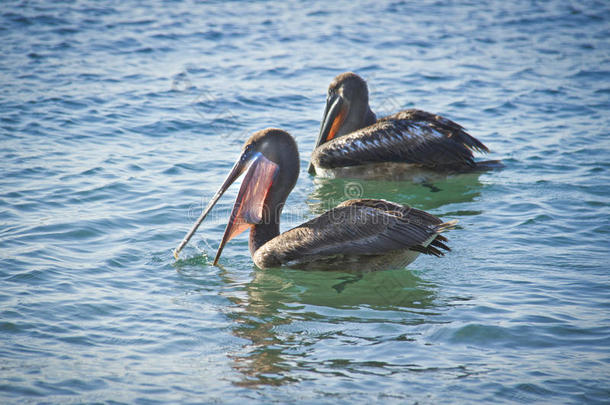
(173, 149, 278, 264)
(308, 93, 348, 175)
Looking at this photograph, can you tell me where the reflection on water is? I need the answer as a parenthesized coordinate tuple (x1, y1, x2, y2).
(307, 171, 487, 214)
(219, 267, 447, 387)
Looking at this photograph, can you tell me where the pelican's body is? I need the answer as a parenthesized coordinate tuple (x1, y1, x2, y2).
(308, 72, 499, 178)
(254, 198, 454, 271)
(175, 129, 456, 271)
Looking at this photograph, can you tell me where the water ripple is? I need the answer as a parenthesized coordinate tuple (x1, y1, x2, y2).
(1, 0, 609, 403)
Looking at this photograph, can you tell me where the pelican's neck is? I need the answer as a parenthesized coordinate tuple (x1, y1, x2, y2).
(363, 106, 377, 127)
(339, 99, 377, 137)
(248, 202, 283, 256)
(249, 222, 279, 256)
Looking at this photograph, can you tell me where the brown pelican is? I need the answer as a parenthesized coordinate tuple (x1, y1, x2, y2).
(308, 72, 499, 178)
(174, 128, 456, 271)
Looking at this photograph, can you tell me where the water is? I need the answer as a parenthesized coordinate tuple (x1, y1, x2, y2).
(1, 0, 609, 403)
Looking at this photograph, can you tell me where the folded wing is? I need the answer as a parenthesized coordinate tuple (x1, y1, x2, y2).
(254, 198, 456, 268)
(311, 109, 489, 170)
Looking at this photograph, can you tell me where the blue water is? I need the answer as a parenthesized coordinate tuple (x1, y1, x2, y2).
(1, 0, 609, 403)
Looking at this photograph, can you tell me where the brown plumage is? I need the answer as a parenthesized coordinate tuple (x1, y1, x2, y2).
(308, 72, 499, 177)
(174, 128, 457, 271)
(254, 198, 456, 271)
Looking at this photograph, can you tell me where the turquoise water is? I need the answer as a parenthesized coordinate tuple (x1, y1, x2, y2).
(1, 0, 609, 403)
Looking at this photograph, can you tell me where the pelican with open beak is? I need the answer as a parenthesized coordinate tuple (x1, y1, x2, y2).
(175, 128, 456, 271)
(308, 72, 500, 178)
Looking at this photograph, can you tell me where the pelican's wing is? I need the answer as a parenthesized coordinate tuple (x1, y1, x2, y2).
(254, 199, 455, 268)
(311, 109, 488, 170)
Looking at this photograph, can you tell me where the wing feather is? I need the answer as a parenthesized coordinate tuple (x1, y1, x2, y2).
(311, 109, 488, 170)
(254, 199, 454, 268)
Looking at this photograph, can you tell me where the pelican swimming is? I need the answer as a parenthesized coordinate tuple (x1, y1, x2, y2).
(174, 128, 456, 271)
(308, 72, 499, 178)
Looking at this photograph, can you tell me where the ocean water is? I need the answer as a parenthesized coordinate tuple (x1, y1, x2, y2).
(1, 0, 609, 403)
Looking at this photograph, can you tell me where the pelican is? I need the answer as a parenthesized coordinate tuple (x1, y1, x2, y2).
(174, 129, 456, 271)
(308, 72, 499, 178)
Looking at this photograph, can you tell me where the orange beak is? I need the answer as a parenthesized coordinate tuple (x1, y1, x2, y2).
(174, 149, 278, 263)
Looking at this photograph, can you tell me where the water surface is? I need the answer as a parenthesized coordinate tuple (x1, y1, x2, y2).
(1, 0, 609, 403)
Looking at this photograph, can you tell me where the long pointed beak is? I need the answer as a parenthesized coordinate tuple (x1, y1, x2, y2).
(213, 152, 277, 265)
(173, 151, 253, 260)
(173, 149, 278, 265)
(308, 93, 346, 175)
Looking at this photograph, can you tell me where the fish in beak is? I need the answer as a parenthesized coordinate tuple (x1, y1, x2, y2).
(174, 147, 279, 264)
(307, 92, 348, 174)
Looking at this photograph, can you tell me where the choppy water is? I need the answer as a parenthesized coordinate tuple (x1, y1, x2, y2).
(1, 0, 609, 403)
